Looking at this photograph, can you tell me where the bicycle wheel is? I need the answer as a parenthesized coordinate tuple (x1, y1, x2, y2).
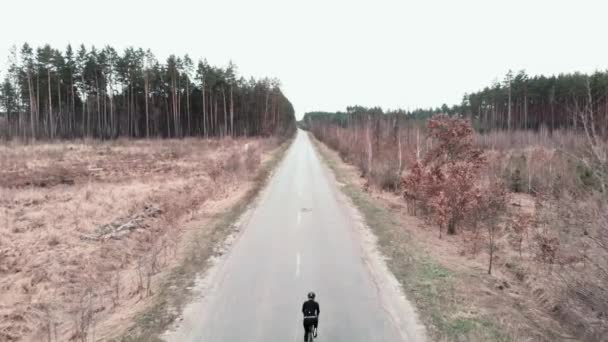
(307, 326, 314, 342)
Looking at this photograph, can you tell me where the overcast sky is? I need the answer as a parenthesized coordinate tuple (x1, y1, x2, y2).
(1, 0, 607, 119)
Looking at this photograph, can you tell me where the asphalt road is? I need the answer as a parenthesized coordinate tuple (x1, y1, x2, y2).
(165, 130, 424, 342)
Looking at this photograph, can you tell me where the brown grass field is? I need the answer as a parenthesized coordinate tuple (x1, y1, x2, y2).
(0, 137, 281, 341)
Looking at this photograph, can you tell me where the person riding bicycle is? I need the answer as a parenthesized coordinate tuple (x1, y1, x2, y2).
(302, 291, 320, 341)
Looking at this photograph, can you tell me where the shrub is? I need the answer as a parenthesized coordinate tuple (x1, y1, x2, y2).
(504, 154, 526, 193)
(403, 115, 485, 237)
(576, 163, 600, 189)
(47, 234, 60, 247)
(468, 180, 508, 274)
(509, 168, 523, 193)
(224, 152, 242, 174)
(244, 148, 261, 174)
(371, 162, 401, 191)
(534, 233, 559, 264)
(511, 213, 533, 257)
(207, 160, 223, 182)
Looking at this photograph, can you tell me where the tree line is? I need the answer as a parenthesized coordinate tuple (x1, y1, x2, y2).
(0, 43, 295, 140)
(301, 70, 608, 135)
(463, 70, 608, 133)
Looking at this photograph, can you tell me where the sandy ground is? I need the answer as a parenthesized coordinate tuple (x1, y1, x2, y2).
(0, 137, 278, 342)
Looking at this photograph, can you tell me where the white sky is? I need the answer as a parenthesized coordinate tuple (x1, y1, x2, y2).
(1, 0, 607, 119)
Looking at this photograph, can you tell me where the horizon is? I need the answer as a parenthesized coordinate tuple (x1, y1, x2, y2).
(1, 0, 607, 120)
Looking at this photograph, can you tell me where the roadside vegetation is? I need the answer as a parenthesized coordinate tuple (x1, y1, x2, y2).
(304, 71, 608, 341)
(312, 133, 513, 341)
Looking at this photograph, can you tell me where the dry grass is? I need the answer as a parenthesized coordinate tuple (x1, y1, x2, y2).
(311, 129, 604, 341)
(308, 114, 607, 340)
(0, 137, 277, 342)
(312, 135, 512, 341)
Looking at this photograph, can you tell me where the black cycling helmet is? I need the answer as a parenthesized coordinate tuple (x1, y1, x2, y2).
(307, 291, 316, 299)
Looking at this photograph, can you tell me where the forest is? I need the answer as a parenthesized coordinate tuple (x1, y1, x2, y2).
(302, 69, 608, 134)
(0, 43, 296, 140)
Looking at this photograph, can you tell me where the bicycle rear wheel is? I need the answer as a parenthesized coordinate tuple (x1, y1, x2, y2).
(307, 326, 314, 342)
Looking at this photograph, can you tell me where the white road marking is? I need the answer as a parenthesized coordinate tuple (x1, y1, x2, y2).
(297, 211, 302, 225)
(296, 252, 301, 278)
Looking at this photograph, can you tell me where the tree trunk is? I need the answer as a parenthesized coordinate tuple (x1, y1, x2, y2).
(177, 75, 181, 137)
(70, 74, 75, 137)
(57, 75, 62, 137)
(222, 88, 227, 137)
(48, 68, 53, 139)
(165, 92, 171, 138)
(398, 129, 402, 172)
(507, 80, 512, 131)
(264, 91, 269, 135)
(202, 81, 206, 138)
(186, 80, 190, 136)
(415, 126, 421, 162)
(173, 77, 178, 137)
(145, 71, 149, 138)
(367, 115, 373, 177)
(230, 85, 234, 136)
(128, 80, 132, 136)
(551, 100, 555, 133)
(108, 71, 114, 138)
(36, 74, 41, 136)
(27, 73, 35, 139)
(95, 70, 100, 137)
(81, 73, 86, 136)
(524, 92, 528, 132)
(447, 218, 456, 235)
(214, 99, 218, 136)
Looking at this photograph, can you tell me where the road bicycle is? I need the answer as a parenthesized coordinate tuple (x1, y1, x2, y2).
(306, 323, 316, 342)
(304, 317, 318, 342)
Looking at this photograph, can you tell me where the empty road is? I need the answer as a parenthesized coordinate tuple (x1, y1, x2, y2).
(164, 130, 424, 342)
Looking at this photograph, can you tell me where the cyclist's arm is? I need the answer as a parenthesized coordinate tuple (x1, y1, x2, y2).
(316, 302, 320, 316)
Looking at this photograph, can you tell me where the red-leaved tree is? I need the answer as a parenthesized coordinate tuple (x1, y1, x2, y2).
(403, 115, 486, 237)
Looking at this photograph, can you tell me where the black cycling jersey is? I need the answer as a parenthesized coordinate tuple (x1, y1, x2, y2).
(302, 299, 320, 317)
(302, 299, 320, 341)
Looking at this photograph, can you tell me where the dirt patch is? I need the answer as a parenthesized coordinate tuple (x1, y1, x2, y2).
(0, 137, 287, 342)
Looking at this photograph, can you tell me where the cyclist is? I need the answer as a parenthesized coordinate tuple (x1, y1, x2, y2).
(302, 291, 320, 341)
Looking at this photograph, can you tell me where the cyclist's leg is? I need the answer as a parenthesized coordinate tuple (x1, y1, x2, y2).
(313, 318, 318, 337)
(303, 320, 309, 341)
